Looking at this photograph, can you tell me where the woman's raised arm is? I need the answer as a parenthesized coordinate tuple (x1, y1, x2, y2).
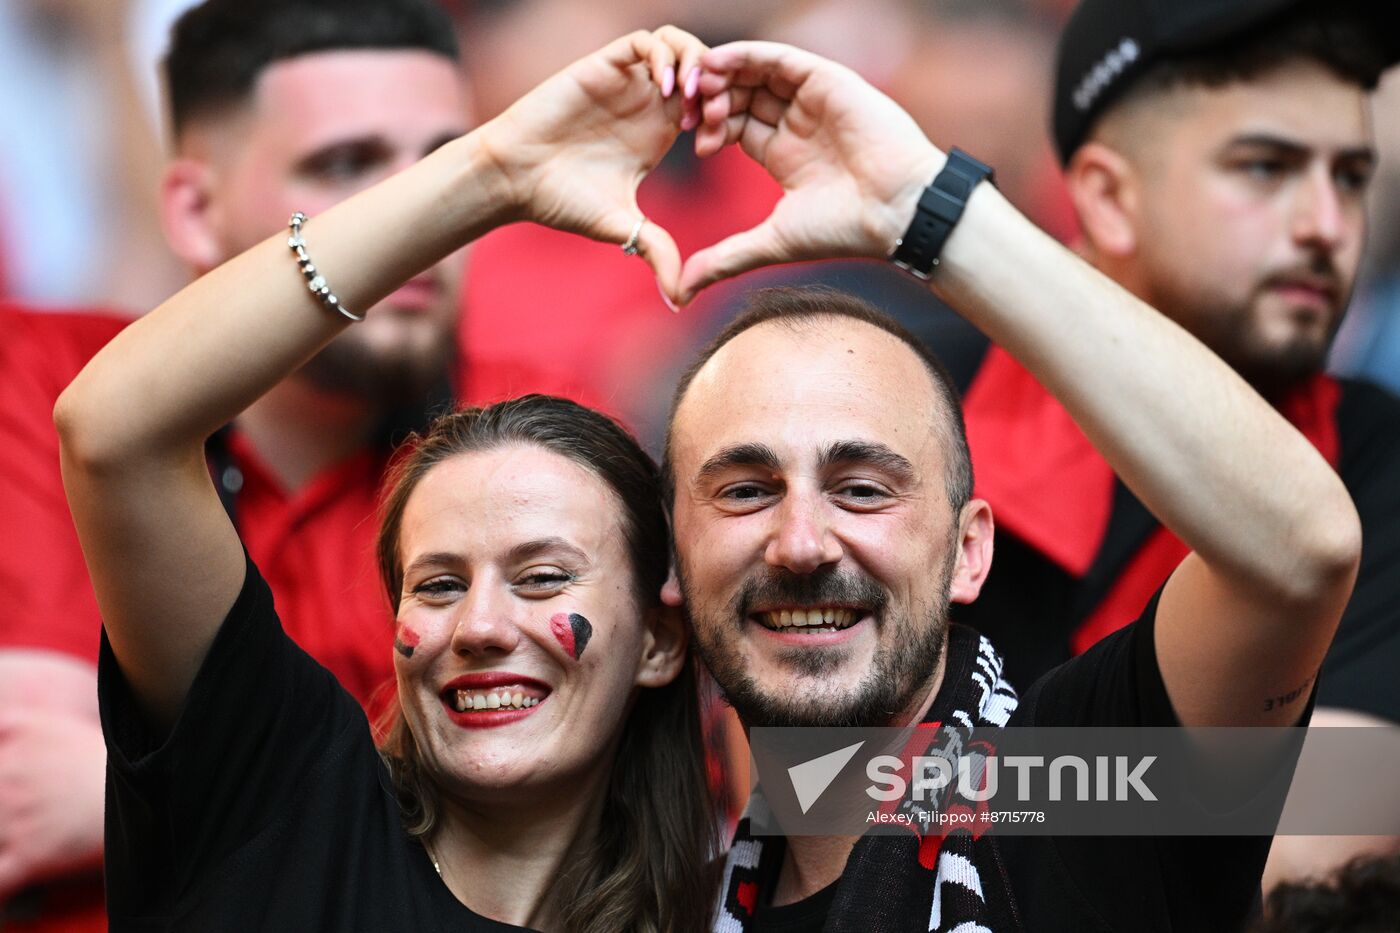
(55, 27, 705, 729)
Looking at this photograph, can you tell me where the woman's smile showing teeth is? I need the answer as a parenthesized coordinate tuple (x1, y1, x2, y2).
(439, 673, 549, 728)
(450, 689, 541, 711)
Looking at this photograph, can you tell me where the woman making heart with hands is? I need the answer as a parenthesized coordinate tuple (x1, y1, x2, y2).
(58, 27, 717, 933)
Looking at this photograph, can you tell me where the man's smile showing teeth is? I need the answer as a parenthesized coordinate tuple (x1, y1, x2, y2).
(755, 608, 860, 633)
(450, 689, 541, 712)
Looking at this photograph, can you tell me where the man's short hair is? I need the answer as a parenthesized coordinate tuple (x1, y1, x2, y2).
(662, 286, 974, 512)
(1057, 1, 1397, 164)
(165, 0, 460, 138)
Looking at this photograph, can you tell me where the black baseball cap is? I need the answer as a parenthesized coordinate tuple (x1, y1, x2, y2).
(1052, 0, 1400, 165)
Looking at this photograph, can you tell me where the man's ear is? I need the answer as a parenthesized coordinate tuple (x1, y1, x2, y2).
(949, 498, 994, 605)
(635, 602, 688, 688)
(160, 157, 224, 272)
(1066, 140, 1142, 259)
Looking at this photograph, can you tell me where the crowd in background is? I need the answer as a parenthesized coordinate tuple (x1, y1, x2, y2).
(8, 0, 1399, 433)
(0, 0, 1027, 446)
(3, 1, 1400, 931)
(9, 0, 1393, 450)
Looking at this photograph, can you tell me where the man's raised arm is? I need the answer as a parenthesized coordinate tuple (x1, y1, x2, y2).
(680, 41, 1361, 727)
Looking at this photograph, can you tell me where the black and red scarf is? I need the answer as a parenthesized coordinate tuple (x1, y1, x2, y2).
(713, 626, 1022, 932)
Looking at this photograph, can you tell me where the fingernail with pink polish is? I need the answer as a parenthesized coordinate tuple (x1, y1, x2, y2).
(657, 281, 680, 314)
(681, 110, 697, 132)
(662, 66, 675, 98)
(685, 67, 700, 99)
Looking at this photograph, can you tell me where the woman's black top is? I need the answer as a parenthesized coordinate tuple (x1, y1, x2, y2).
(99, 554, 538, 932)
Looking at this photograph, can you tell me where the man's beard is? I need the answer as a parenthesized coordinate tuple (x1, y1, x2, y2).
(1159, 256, 1350, 400)
(680, 547, 956, 729)
(297, 326, 454, 407)
(1201, 299, 1341, 399)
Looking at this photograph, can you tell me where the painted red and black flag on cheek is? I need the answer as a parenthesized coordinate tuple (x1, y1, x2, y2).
(394, 625, 421, 659)
(550, 612, 593, 660)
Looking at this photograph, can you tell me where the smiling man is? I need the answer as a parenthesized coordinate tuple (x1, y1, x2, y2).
(660, 16, 1375, 927)
(0, 1, 469, 927)
(666, 291, 978, 733)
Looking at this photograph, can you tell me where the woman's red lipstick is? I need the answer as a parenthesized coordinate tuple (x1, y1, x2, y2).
(439, 673, 550, 729)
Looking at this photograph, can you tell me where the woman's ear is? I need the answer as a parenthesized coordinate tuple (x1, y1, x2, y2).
(635, 602, 688, 688)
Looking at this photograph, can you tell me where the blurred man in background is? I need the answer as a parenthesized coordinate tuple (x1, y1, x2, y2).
(952, 0, 1400, 890)
(0, 1, 470, 928)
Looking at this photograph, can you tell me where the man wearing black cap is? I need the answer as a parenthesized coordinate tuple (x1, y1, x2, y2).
(948, 0, 1400, 891)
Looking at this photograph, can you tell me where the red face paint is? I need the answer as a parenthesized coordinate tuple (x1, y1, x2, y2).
(549, 612, 593, 660)
(394, 624, 421, 659)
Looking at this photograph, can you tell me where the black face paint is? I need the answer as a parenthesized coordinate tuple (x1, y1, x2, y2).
(569, 613, 593, 659)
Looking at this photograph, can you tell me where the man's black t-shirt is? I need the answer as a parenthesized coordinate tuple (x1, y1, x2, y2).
(750, 600, 1293, 932)
(1318, 379, 1400, 720)
(98, 555, 537, 933)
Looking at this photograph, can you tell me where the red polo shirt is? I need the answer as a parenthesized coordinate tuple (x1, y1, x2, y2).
(1, 304, 131, 662)
(1, 304, 398, 708)
(1, 304, 399, 933)
(209, 430, 396, 711)
(1, 304, 127, 933)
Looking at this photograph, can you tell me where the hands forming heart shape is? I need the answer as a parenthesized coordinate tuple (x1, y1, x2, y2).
(476, 26, 949, 308)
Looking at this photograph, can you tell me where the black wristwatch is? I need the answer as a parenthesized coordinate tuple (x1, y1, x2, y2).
(889, 148, 995, 279)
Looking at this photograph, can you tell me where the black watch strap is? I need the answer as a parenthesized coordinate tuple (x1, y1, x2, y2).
(890, 148, 995, 279)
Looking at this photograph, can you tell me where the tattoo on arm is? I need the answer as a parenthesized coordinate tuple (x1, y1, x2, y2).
(1263, 673, 1317, 713)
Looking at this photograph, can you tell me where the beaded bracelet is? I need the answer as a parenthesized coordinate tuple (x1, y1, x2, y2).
(287, 212, 363, 322)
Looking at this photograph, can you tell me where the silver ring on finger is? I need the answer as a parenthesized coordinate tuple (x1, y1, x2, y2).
(621, 218, 646, 256)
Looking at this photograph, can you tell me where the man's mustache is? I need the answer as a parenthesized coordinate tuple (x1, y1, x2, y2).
(1259, 257, 1345, 308)
(734, 568, 888, 624)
